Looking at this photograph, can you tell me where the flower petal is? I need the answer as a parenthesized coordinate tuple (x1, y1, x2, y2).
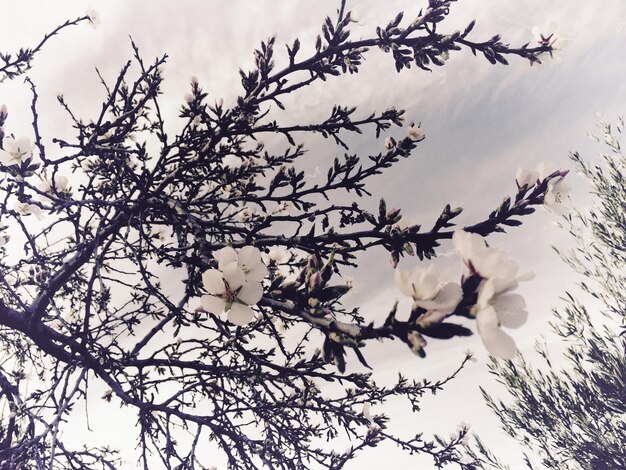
(246, 262, 268, 282)
(201, 295, 227, 314)
(434, 282, 462, 311)
(215, 247, 237, 271)
(394, 268, 414, 297)
(238, 245, 262, 270)
(228, 303, 254, 326)
(481, 329, 517, 359)
(0, 150, 14, 164)
(515, 167, 539, 187)
(473, 247, 519, 280)
(16, 137, 32, 156)
(410, 264, 440, 301)
(222, 263, 245, 291)
(476, 306, 500, 342)
(237, 281, 263, 305)
(477, 277, 518, 307)
(494, 293, 528, 329)
(536, 160, 557, 180)
(3, 137, 17, 154)
(202, 269, 226, 295)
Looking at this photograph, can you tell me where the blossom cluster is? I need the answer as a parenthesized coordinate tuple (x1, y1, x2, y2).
(394, 160, 569, 359)
(200, 246, 267, 326)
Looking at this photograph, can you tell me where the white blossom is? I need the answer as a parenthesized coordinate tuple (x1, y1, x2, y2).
(395, 264, 462, 315)
(276, 201, 294, 215)
(214, 245, 268, 283)
(516, 160, 571, 213)
(348, 6, 365, 25)
(191, 115, 202, 127)
(235, 206, 254, 223)
(201, 263, 263, 326)
(0, 136, 33, 165)
(474, 276, 528, 359)
(407, 122, 425, 141)
(464, 349, 477, 363)
(453, 230, 519, 281)
(267, 247, 286, 263)
(85, 8, 100, 29)
(39, 174, 69, 194)
(184, 93, 194, 104)
(531, 21, 570, 63)
(14, 202, 43, 219)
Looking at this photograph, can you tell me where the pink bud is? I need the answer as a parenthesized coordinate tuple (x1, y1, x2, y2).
(309, 271, 323, 290)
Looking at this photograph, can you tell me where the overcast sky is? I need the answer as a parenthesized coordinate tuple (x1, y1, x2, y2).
(2, 0, 626, 468)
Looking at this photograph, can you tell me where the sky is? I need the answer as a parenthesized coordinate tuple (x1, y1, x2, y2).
(2, 0, 626, 468)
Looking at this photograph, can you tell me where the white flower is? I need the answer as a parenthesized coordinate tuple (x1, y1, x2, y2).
(190, 76, 199, 87)
(531, 21, 570, 63)
(184, 93, 194, 104)
(440, 50, 450, 61)
(384, 137, 394, 150)
(85, 8, 100, 29)
(464, 349, 477, 363)
(474, 277, 528, 359)
(235, 206, 254, 223)
(544, 177, 571, 214)
(0, 137, 33, 165)
(348, 6, 365, 25)
(276, 201, 294, 215)
(201, 264, 263, 326)
(407, 123, 425, 142)
(452, 230, 519, 281)
(362, 403, 374, 423)
(515, 160, 570, 213)
(191, 115, 202, 128)
(267, 247, 286, 263)
(14, 202, 43, 219)
(515, 167, 539, 188)
(214, 246, 268, 282)
(39, 174, 69, 194)
(395, 264, 462, 315)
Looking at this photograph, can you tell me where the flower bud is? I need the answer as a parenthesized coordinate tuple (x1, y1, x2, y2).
(407, 122, 425, 142)
(309, 271, 323, 290)
(0, 104, 8, 122)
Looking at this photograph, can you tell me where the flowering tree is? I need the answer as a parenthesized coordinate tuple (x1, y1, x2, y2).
(0, 2, 568, 468)
(464, 118, 626, 470)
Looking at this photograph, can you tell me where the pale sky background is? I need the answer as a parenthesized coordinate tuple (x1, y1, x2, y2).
(2, 0, 626, 469)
